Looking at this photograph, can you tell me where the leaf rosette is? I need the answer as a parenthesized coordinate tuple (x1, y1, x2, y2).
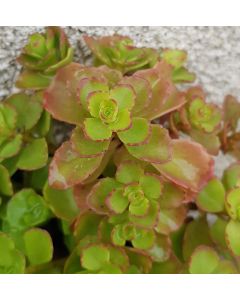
(16, 27, 73, 89)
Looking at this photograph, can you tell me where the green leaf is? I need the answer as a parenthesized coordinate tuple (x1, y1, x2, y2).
(129, 200, 159, 228)
(88, 91, 109, 118)
(0, 134, 22, 161)
(196, 178, 225, 213)
(0, 103, 17, 136)
(0, 232, 25, 274)
(17, 138, 48, 170)
(183, 217, 213, 261)
(24, 228, 53, 266)
(225, 220, 240, 256)
(155, 139, 213, 192)
(129, 197, 149, 217)
(118, 117, 150, 145)
(108, 109, 131, 132)
(210, 217, 228, 249)
(81, 245, 110, 271)
(6, 188, 49, 231)
(0, 164, 13, 196)
(87, 178, 121, 214)
(189, 246, 219, 274)
(16, 70, 51, 90)
(222, 163, 240, 191)
(172, 67, 196, 83)
(84, 118, 112, 141)
(6, 93, 42, 130)
(162, 49, 187, 69)
(31, 110, 51, 137)
(225, 188, 240, 220)
(140, 174, 163, 199)
(110, 85, 135, 110)
(71, 127, 110, 157)
(132, 228, 155, 250)
(127, 125, 172, 164)
(74, 212, 102, 241)
(106, 189, 129, 214)
(213, 260, 237, 274)
(43, 183, 79, 221)
(116, 161, 144, 184)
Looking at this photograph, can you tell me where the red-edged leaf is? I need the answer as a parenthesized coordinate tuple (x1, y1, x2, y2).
(133, 61, 186, 120)
(126, 125, 172, 164)
(44, 63, 88, 125)
(154, 139, 214, 192)
(49, 141, 104, 189)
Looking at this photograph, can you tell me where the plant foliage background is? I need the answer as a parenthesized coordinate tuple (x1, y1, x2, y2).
(0, 27, 240, 274)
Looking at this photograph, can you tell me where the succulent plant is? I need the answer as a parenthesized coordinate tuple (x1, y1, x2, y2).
(16, 27, 73, 90)
(1, 27, 240, 274)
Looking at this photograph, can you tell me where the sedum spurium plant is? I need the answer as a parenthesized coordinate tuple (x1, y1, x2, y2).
(0, 26, 240, 274)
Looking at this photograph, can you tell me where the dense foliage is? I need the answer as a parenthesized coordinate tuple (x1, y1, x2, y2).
(0, 27, 240, 274)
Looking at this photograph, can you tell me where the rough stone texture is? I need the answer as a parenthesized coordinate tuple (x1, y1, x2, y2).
(0, 26, 240, 176)
(1, 26, 240, 102)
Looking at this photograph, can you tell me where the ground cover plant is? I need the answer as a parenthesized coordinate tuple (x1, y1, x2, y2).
(0, 26, 240, 274)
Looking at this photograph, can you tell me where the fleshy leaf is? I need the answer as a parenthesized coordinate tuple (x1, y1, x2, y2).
(196, 178, 225, 213)
(127, 125, 172, 164)
(74, 212, 103, 241)
(183, 217, 213, 261)
(0, 164, 13, 196)
(222, 163, 240, 191)
(24, 228, 53, 266)
(84, 118, 112, 141)
(129, 201, 159, 228)
(223, 95, 240, 131)
(44, 63, 88, 125)
(154, 139, 214, 192)
(132, 228, 155, 250)
(0, 232, 25, 274)
(110, 85, 135, 110)
(156, 207, 186, 235)
(16, 70, 51, 90)
(225, 188, 240, 220)
(6, 188, 49, 231)
(210, 217, 228, 249)
(133, 61, 186, 120)
(190, 129, 220, 156)
(140, 173, 163, 199)
(17, 138, 48, 170)
(43, 183, 79, 221)
(225, 220, 240, 256)
(116, 161, 144, 184)
(189, 246, 219, 274)
(108, 109, 131, 132)
(71, 127, 110, 157)
(172, 67, 196, 84)
(106, 189, 129, 214)
(81, 244, 110, 271)
(49, 141, 104, 189)
(87, 178, 121, 214)
(159, 182, 185, 209)
(118, 117, 151, 145)
(147, 234, 171, 262)
(162, 49, 187, 69)
(0, 134, 22, 162)
(6, 93, 42, 131)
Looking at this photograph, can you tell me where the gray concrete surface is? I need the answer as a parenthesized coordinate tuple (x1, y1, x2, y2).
(0, 26, 240, 176)
(1, 27, 240, 102)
